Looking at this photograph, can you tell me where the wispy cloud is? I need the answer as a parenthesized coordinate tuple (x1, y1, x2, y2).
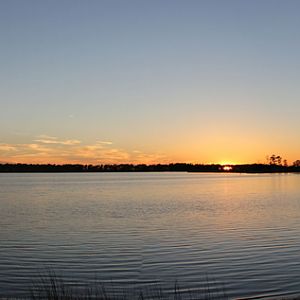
(129, 150, 168, 164)
(96, 140, 113, 145)
(35, 135, 81, 145)
(0, 144, 17, 151)
(37, 135, 57, 140)
(0, 137, 167, 164)
(0, 142, 53, 162)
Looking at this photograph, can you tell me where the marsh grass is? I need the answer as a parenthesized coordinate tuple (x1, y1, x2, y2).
(30, 271, 227, 300)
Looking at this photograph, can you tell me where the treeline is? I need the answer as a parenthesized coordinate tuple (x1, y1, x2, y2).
(230, 163, 300, 173)
(0, 163, 300, 173)
(0, 163, 217, 173)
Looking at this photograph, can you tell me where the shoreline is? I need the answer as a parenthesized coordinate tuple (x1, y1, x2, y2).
(0, 163, 300, 174)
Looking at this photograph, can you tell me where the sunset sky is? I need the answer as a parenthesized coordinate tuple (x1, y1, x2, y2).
(1, 0, 300, 165)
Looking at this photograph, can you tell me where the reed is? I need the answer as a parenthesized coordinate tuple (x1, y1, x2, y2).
(30, 271, 227, 300)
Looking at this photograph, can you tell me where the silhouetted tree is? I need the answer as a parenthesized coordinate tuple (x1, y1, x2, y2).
(269, 154, 277, 165)
(293, 160, 300, 167)
(268, 154, 283, 166)
(276, 155, 282, 166)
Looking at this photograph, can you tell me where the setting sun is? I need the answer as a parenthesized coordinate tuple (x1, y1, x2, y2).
(223, 165, 233, 171)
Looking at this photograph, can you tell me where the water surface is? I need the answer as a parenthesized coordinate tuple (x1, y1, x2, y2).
(1, 172, 300, 298)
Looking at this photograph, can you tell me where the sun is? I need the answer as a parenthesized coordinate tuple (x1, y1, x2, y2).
(223, 165, 233, 171)
(218, 160, 235, 171)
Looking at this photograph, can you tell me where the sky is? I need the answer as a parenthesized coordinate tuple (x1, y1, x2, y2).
(1, 0, 300, 165)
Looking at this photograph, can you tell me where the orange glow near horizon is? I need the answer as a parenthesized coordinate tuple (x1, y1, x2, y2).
(0, 137, 298, 165)
(218, 161, 236, 166)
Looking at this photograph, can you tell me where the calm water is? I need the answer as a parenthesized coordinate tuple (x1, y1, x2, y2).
(1, 172, 300, 299)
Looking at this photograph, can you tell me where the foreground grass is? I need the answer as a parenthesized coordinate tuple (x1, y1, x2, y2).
(30, 272, 227, 300)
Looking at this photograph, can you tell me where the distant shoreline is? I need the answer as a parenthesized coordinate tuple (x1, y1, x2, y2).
(0, 163, 299, 173)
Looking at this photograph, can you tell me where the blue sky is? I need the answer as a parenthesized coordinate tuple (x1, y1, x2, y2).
(1, 0, 300, 164)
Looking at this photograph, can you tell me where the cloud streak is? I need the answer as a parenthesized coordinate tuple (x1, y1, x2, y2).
(0, 137, 167, 164)
(35, 135, 81, 145)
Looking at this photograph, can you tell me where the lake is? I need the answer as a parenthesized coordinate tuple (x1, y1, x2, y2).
(1, 172, 300, 299)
